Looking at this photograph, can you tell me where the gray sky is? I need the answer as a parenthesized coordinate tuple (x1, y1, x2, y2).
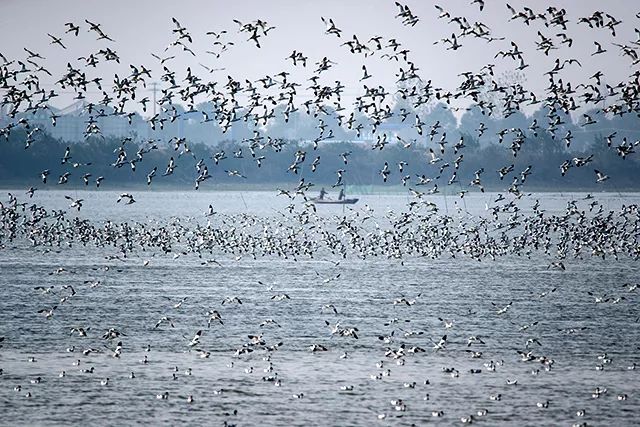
(0, 0, 638, 117)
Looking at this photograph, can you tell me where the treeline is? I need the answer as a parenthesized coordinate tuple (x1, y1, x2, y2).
(1, 126, 639, 192)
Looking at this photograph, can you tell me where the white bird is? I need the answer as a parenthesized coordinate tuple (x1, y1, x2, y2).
(438, 317, 454, 328)
(187, 330, 202, 347)
(37, 306, 57, 319)
(594, 169, 609, 183)
(492, 301, 512, 315)
(431, 334, 447, 351)
(64, 195, 83, 211)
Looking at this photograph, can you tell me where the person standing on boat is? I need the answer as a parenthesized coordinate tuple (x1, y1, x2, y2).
(338, 188, 345, 201)
(319, 187, 327, 200)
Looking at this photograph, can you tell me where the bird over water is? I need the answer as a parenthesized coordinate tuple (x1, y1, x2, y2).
(0, 1, 639, 426)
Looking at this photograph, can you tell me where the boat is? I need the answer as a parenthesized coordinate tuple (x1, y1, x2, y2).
(311, 187, 359, 205)
(312, 197, 359, 205)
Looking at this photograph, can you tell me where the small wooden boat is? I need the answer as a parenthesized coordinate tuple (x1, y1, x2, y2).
(311, 187, 358, 205)
(311, 197, 359, 205)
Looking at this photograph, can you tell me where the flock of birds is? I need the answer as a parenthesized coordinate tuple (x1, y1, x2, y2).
(0, 4, 639, 201)
(0, 186, 639, 424)
(0, 2, 640, 426)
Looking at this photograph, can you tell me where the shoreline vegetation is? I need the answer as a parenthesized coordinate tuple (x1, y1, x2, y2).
(0, 183, 638, 194)
(1, 129, 640, 193)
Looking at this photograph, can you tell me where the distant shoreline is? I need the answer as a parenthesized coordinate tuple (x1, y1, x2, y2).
(1, 183, 639, 194)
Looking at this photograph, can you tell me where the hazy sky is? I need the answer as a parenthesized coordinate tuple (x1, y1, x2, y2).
(0, 0, 638, 116)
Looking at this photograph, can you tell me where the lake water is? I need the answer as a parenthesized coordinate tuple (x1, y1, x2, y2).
(0, 190, 638, 426)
